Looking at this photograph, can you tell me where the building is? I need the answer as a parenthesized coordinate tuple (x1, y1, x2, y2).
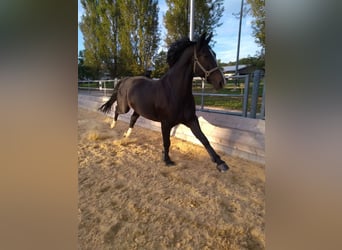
(222, 64, 259, 78)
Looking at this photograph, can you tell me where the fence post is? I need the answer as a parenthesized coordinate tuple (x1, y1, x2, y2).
(260, 78, 265, 119)
(250, 70, 262, 118)
(201, 78, 205, 110)
(114, 78, 118, 88)
(242, 75, 249, 117)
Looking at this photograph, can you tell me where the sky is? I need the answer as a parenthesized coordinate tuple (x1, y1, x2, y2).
(78, 0, 261, 63)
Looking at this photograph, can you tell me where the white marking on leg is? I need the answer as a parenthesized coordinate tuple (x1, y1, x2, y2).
(110, 120, 116, 128)
(124, 128, 132, 137)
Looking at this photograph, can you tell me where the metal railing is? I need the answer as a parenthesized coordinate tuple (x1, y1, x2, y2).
(193, 75, 250, 117)
(78, 79, 117, 97)
(78, 74, 265, 119)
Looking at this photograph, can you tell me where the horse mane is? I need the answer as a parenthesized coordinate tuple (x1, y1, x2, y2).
(167, 37, 196, 67)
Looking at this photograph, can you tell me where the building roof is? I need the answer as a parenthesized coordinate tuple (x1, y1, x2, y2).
(221, 64, 248, 73)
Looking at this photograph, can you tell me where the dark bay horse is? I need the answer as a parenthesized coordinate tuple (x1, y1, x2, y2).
(99, 33, 229, 172)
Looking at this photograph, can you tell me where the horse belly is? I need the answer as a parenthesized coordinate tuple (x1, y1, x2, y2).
(128, 85, 161, 122)
(132, 104, 160, 122)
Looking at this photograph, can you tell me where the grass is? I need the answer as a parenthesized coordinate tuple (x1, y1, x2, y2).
(192, 81, 264, 111)
(194, 96, 243, 110)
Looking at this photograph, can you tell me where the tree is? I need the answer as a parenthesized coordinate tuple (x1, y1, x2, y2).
(163, 0, 224, 47)
(194, 0, 224, 41)
(78, 50, 96, 80)
(226, 55, 264, 69)
(151, 50, 168, 78)
(117, 0, 160, 76)
(79, 0, 160, 78)
(80, 0, 121, 78)
(164, 0, 188, 46)
(245, 0, 265, 54)
(79, 0, 103, 78)
(105, 0, 120, 77)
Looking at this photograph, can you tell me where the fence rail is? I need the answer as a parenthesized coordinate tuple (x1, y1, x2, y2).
(78, 74, 265, 119)
(192, 75, 250, 117)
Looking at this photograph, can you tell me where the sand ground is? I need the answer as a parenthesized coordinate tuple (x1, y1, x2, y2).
(78, 107, 265, 249)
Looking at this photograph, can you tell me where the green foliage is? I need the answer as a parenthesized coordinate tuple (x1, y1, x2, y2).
(79, 0, 102, 78)
(79, 0, 160, 78)
(151, 50, 168, 78)
(163, 0, 224, 47)
(192, 81, 264, 111)
(117, 0, 160, 76)
(164, 0, 189, 46)
(193, 0, 224, 41)
(226, 55, 265, 69)
(246, 0, 265, 53)
(78, 50, 97, 80)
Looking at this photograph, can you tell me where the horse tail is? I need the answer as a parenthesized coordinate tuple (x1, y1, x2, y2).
(98, 79, 123, 114)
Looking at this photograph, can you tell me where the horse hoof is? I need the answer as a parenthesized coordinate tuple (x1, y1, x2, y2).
(123, 128, 132, 137)
(165, 160, 176, 166)
(216, 162, 229, 172)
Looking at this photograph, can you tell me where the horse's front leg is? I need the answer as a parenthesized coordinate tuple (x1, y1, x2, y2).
(185, 117, 229, 172)
(161, 122, 175, 166)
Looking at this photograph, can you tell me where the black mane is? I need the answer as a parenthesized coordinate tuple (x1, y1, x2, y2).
(167, 37, 196, 67)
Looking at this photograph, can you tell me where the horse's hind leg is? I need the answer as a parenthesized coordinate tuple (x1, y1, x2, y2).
(110, 111, 119, 128)
(111, 98, 130, 129)
(124, 111, 140, 137)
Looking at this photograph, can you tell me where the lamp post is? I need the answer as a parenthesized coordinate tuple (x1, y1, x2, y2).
(235, 0, 244, 76)
(189, 0, 194, 41)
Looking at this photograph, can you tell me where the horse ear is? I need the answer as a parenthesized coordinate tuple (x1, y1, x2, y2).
(200, 32, 207, 41)
(197, 32, 207, 49)
(206, 32, 213, 44)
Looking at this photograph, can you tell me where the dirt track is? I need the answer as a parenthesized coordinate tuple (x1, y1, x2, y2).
(78, 107, 265, 249)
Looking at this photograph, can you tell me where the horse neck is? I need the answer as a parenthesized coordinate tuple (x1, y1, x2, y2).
(165, 46, 194, 96)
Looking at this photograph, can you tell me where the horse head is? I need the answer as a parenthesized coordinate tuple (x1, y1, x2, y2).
(194, 33, 225, 90)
